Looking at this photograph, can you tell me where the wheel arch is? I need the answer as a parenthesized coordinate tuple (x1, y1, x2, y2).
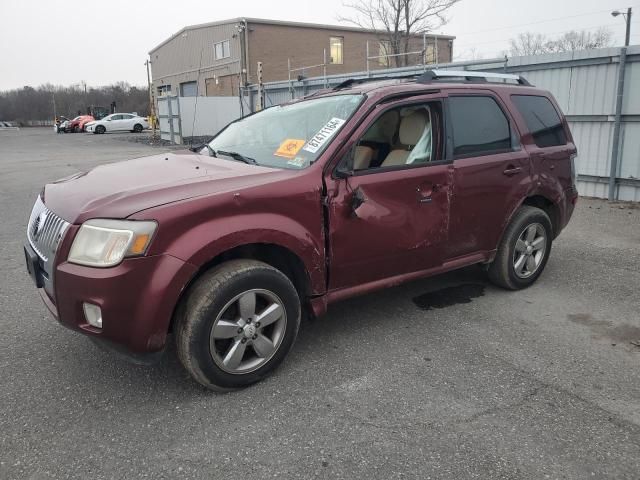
(168, 242, 314, 333)
(521, 195, 560, 238)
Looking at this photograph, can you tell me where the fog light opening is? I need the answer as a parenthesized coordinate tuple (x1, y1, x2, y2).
(83, 302, 103, 329)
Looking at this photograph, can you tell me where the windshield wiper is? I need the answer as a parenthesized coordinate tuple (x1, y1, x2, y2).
(204, 144, 217, 157)
(217, 150, 258, 165)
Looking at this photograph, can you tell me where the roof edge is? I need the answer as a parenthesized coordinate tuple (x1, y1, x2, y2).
(148, 17, 456, 54)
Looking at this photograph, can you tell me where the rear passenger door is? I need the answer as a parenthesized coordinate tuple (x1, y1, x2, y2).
(445, 93, 531, 260)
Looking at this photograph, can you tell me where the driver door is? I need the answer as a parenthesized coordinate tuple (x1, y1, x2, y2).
(325, 95, 453, 291)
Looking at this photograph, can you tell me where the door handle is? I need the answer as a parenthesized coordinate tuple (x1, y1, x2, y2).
(503, 166, 522, 177)
(416, 184, 442, 204)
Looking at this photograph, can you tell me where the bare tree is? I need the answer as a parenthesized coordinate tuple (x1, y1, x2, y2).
(339, 0, 462, 67)
(508, 28, 613, 56)
(545, 28, 613, 53)
(507, 32, 550, 57)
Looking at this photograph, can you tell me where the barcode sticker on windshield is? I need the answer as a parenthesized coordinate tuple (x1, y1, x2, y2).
(302, 118, 346, 154)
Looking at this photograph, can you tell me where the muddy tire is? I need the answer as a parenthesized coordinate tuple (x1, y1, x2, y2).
(488, 206, 553, 290)
(175, 260, 301, 391)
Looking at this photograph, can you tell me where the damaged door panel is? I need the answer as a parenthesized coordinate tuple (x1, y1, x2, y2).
(327, 165, 452, 291)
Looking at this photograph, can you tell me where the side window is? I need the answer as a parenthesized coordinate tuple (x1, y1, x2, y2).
(351, 102, 442, 171)
(512, 95, 567, 148)
(448, 96, 512, 157)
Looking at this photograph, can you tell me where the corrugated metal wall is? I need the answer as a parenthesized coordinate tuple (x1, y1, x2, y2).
(245, 46, 640, 201)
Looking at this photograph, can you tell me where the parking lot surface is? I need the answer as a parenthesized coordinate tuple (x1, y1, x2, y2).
(1, 128, 639, 479)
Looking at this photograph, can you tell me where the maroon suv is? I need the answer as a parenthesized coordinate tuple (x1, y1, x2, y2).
(24, 71, 578, 390)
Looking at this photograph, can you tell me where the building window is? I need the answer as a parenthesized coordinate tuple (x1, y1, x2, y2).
(180, 81, 197, 97)
(214, 40, 231, 60)
(330, 36, 343, 64)
(157, 85, 171, 96)
(379, 40, 391, 66)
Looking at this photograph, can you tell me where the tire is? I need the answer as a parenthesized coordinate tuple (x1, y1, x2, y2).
(132, 123, 143, 133)
(95, 125, 106, 134)
(176, 259, 301, 391)
(488, 206, 553, 290)
(73, 126, 80, 133)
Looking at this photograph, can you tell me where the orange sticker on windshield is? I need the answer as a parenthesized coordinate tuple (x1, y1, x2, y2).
(275, 139, 306, 159)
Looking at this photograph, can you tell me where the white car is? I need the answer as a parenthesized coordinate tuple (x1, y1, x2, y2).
(86, 113, 149, 134)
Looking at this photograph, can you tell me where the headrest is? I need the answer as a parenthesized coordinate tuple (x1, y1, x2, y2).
(362, 110, 399, 143)
(399, 111, 428, 146)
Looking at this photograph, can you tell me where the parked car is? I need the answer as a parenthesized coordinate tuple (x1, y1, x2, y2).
(1, 121, 19, 130)
(54, 116, 70, 133)
(85, 113, 149, 134)
(24, 70, 578, 391)
(66, 115, 94, 133)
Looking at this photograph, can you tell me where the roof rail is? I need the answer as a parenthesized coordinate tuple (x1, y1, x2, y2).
(416, 69, 532, 86)
(332, 74, 418, 91)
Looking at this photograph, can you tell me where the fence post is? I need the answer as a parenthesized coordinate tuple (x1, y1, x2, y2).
(608, 46, 628, 201)
(167, 96, 175, 144)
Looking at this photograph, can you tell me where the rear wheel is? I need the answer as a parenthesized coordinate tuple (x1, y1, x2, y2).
(73, 126, 80, 133)
(175, 260, 301, 391)
(95, 125, 106, 134)
(132, 123, 143, 133)
(488, 206, 552, 290)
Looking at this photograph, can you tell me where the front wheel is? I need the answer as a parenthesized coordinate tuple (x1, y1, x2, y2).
(132, 123, 143, 133)
(95, 125, 106, 134)
(175, 260, 301, 391)
(488, 206, 552, 290)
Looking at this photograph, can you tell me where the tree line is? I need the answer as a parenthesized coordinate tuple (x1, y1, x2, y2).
(0, 82, 150, 124)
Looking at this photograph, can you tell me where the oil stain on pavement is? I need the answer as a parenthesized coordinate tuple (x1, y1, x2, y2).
(413, 284, 485, 311)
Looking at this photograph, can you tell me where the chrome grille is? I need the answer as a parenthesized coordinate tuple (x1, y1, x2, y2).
(27, 196, 70, 262)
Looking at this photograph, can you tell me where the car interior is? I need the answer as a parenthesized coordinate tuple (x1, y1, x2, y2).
(353, 102, 443, 171)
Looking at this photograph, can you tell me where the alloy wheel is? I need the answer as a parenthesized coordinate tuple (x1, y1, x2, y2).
(209, 289, 287, 374)
(513, 223, 547, 279)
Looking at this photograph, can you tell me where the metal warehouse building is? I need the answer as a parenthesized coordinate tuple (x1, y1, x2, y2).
(148, 17, 454, 97)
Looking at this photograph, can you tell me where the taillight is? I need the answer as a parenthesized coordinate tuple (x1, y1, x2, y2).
(570, 153, 577, 186)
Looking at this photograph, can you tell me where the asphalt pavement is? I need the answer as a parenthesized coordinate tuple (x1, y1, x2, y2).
(1, 128, 639, 479)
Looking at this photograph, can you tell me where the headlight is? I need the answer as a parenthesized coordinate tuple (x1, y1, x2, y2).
(68, 219, 157, 267)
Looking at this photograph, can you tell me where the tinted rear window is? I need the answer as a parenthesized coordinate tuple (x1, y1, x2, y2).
(512, 95, 567, 148)
(448, 96, 512, 157)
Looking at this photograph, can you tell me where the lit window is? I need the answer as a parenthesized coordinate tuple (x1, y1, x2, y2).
(379, 40, 391, 66)
(214, 40, 231, 60)
(330, 37, 343, 64)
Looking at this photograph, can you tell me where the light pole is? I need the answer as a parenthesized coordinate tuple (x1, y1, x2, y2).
(611, 8, 632, 47)
(608, 7, 632, 201)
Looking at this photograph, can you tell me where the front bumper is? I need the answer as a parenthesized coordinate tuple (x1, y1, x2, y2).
(45, 254, 196, 353)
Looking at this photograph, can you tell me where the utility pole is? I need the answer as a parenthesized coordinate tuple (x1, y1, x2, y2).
(608, 7, 632, 201)
(145, 59, 157, 136)
(256, 61, 264, 111)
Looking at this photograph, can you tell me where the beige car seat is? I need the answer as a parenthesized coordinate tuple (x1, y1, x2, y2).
(353, 110, 400, 170)
(382, 110, 430, 167)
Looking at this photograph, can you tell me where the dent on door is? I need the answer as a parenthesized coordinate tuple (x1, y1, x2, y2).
(327, 166, 453, 290)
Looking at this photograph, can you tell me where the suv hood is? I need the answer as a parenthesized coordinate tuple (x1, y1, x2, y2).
(43, 151, 285, 223)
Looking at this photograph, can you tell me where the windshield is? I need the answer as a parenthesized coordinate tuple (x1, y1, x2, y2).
(206, 94, 363, 169)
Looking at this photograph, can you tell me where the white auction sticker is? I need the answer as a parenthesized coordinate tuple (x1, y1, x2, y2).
(302, 118, 346, 154)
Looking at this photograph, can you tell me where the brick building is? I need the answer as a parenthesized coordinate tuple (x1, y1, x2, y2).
(149, 18, 455, 97)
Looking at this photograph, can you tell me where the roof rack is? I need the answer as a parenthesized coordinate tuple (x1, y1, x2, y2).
(416, 69, 532, 86)
(332, 74, 418, 91)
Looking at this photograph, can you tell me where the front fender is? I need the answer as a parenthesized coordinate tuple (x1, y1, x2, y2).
(148, 212, 326, 295)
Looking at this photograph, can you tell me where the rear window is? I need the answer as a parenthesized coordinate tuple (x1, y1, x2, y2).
(512, 95, 567, 148)
(448, 96, 512, 157)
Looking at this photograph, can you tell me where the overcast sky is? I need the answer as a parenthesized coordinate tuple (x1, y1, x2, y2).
(0, 0, 638, 90)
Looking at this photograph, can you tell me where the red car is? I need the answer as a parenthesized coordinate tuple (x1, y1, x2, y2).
(66, 115, 94, 133)
(24, 70, 578, 390)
